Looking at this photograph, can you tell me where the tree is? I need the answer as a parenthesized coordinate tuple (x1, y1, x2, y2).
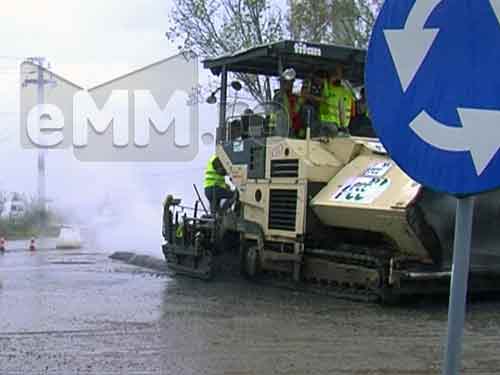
(167, 0, 286, 102)
(288, 0, 383, 48)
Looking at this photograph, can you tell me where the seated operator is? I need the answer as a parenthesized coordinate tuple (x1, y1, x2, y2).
(204, 155, 232, 214)
(318, 65, 354, 137)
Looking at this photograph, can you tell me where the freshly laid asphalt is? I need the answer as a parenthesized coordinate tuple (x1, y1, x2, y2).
(0, 240, 499, 374)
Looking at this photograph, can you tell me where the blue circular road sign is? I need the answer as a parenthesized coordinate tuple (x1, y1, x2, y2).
(366, 0, 500, 195)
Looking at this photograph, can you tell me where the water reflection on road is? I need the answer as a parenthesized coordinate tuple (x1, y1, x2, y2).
(0, 245, 499, 374)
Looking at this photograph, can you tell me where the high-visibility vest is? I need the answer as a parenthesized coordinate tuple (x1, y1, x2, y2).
(203, 155, 226, 189)
(175, 224, 183, 238)
(319, 82, 353, 128)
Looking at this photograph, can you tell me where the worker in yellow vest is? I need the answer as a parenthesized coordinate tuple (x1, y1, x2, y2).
(204, 155, 232, 214)
(318, 65, 354, 136)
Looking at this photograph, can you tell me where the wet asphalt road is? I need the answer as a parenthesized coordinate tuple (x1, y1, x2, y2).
(0, 241, 499, 374)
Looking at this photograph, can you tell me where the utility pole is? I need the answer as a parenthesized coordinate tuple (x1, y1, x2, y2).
(22, 57, 55, 226)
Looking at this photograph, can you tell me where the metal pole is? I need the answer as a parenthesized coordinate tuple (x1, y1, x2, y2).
(36, 59, 46, 214)
(193, 184, 209, 216)
(442, 196, 475, 375)
(218, 65, 228, 142)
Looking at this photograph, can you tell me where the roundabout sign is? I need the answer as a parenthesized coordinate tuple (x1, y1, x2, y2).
(366, 0, 500, 195)
(367, 2, 500, 374)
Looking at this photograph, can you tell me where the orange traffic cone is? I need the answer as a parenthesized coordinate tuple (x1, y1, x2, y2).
(0, 237, 5, 252)
(29, 238, 36, 251)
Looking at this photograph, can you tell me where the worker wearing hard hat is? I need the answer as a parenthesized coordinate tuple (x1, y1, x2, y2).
(204, 155, 232, 214)
(318, 65, 354, 136)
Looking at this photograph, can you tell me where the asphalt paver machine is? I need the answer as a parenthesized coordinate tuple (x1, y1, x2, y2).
(162, 40, 500, 302)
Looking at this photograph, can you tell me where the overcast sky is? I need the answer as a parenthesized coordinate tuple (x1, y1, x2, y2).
(1, 0, 177, 85)
(0, 1, 292, 250)
(0, 1, 209, 245)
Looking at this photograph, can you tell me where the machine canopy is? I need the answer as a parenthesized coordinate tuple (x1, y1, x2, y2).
(202, 40, 366, 86)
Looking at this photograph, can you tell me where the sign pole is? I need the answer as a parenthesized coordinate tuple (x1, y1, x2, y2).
(442, 196, 475, 375)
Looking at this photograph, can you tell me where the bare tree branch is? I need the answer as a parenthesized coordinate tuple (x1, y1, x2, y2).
(287, 0, 383, 48)
(168, 0, 286, 102)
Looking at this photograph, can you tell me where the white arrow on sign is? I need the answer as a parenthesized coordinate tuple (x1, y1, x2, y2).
(384, 0, 442, 92)
(490, 0, 500, 24)
(410, 110, 500, 175)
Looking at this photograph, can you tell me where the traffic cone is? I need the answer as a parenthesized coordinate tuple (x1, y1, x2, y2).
(29, 238, 36, 251)
(0, 237, 5, 252)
